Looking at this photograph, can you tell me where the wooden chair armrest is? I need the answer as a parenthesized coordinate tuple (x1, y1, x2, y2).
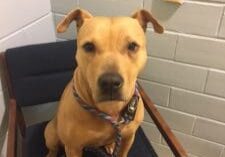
(6, 99, 27, 157)
(1, 53, 27, 157)
(0, 53, 26, 137)
(137, 82, 188, 157)
(7, 99, 17, 157)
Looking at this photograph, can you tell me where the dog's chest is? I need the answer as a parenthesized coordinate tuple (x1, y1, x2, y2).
(85, 122, 133, 147)
(85, 123, 116, 147)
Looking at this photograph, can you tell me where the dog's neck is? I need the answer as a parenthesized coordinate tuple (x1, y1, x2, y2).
(73, 68, 133, 118)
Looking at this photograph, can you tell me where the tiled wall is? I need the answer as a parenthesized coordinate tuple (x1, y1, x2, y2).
(51, 0, 225, 156)
(0, 0, 56, 155)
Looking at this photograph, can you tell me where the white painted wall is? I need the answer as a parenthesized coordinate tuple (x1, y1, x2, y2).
(0, 0, 56, 155)
(50, 0, 225, 157)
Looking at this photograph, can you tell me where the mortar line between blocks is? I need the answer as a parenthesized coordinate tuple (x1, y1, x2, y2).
(157, 104, 225, 126)
(156, 105, 198, 118)
(216, 7, 225, 36)
(167, 87, 172, 107)
(163, 128, 225, 147)
(139, 77, 200, 95)
(53, 12, 66, 17)
(148, 55, 208, 70)
(146, 27, 225, 42)
(142, 0, 145, 8)
(144, 118, 225, 149)
(144, 101, 225, 132)
(219, 148, 224, 157)
(148, 55, 225, 74)
(185, 0, 225, 5)
(56, 38, 68, 41)
(192, 133, 225, 146)
(203, 70, 210, 93)
(145, 119, 225, 147)
(51, 13, 58, 41)
(140, 75, 225, 101)
(191, 117, 197, 135)
(159, 133, 164, 145)
(151, 141, 171, 149)
(172, 34, 179, 61)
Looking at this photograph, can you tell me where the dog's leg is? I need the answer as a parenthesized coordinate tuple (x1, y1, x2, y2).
(44, 119, 59, 157)
(65, 146, 82, 157)
(105, 142, 115, 155)
(118, 134, 135, 157)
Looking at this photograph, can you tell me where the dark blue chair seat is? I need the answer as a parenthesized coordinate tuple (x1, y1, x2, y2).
(25, 122, 157, 157)
(5, 40, 158, 157)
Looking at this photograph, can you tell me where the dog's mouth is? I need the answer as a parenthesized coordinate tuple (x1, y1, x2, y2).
(97, 92, 124, 102)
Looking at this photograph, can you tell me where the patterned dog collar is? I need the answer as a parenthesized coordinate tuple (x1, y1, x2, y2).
(72, 82, 140, 157)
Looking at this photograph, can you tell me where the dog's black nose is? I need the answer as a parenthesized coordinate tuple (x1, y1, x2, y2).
(98, 73, 124, 92)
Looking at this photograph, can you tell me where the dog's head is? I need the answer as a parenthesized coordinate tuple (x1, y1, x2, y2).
(57, 9, 163, 104)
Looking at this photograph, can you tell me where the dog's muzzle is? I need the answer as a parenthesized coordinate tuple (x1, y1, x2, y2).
(98, 72, 124, 101)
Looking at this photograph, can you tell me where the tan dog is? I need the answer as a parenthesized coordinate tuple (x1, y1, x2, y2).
(44, 8, 163, 157)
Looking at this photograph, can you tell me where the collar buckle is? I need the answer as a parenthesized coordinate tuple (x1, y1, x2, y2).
(121, 96, 139, 124)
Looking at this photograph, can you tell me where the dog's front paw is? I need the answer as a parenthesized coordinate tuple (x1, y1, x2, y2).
(105, 143, 115, 155)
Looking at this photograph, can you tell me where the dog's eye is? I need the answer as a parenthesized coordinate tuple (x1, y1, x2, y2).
(83, 42, 95, 52)
(127, 42, 139, 52)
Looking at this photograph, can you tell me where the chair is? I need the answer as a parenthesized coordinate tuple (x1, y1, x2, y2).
(0, 40, 188, 157)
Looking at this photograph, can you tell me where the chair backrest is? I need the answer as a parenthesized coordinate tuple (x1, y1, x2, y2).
(5, 40, 77, 106)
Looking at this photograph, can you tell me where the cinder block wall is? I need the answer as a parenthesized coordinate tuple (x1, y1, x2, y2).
(51, 0, 225, 156)
(0, 0, 56, 155)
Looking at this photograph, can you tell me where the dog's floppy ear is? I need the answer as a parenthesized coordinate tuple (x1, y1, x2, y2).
(132, 9, 164, 33)
(57, 9, 93, 33)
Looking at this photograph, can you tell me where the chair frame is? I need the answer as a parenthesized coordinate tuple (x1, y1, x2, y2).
(0, 51, 188, 157)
